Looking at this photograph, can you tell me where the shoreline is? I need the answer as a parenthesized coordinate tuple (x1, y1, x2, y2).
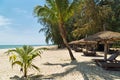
(0, 45, 58, 51)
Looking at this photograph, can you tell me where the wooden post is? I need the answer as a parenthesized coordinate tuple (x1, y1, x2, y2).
(85, 43, 88, 52)
(104, 40, 108, 60)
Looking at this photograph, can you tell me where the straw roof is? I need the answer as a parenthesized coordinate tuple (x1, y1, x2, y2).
(84, 31, 120, 60)
(69, 40, 79, 44)
(69, 38, 97, 45)
(84, 31, 120, 41)
(69, 31, 120, 45)
(77, 39, 97, 44)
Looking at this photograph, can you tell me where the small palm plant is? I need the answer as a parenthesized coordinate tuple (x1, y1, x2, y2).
(6, 45, 43, 77)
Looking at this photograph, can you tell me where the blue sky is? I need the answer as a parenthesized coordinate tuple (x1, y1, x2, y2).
(0, 0, 49, 45)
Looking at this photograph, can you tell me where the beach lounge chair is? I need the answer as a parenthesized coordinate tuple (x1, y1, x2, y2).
(83, 50, 96, 56)
(74, 48, 82, 52)
(93, 50, 120, 62)
(83, 46, 96, 56)
(93, 50, 120, 70)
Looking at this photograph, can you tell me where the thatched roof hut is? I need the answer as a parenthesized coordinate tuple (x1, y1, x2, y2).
(69, 40, 79, 45)
(77, 39, 97, 44)
(84, 31, 120, 41)
(84, 31, 120, 60)
(69, 39, 97, 45)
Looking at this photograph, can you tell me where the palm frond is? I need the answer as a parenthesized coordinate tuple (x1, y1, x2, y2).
(46, 0, 55, 8)
(22, 45, 34, 55)
(39, 27, 48, 33)
(9, 54, 17, 62)
(31, 64, 40, 72)
(12, 61, 23, 68)
(5, 49, 17, 55)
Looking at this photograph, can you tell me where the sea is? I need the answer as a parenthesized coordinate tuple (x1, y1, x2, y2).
(0, 45, 49, 49)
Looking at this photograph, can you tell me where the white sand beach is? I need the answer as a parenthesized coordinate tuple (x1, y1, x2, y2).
(0, 46, 120, 80)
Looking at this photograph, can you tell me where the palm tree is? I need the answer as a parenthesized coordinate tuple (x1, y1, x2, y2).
(39, 22, 64, 48)
(34, 0, 78, 60)
(6, 45, 43, 77)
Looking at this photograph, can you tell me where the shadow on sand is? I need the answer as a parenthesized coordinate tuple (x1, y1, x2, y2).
(81, 54, 103, 57)
(43, 61, 120, 80)
(10, 61, 120, 80)
(10, 74, 54, 80)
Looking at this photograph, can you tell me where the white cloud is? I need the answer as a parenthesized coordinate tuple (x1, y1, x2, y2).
(0, 15, 11, 26)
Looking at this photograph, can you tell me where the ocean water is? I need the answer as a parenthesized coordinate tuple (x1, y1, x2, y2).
(0, 45, 46, 49)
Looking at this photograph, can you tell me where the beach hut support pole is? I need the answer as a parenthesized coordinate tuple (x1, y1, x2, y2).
(104, 41, 108, 60)
(85, 43, 88, 52)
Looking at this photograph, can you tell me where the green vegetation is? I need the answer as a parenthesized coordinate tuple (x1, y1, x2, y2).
(6, 45, 43, 77)
(72, 0, 112, 38)
(71, 0, 120, 38)
(112, 41, 120, 48)
(34, 0, 120, 60)
(107, 0, 120, 32)
(34, 0, 79, 60)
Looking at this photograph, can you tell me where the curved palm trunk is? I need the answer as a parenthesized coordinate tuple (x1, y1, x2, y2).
(58, 22, 76, 61)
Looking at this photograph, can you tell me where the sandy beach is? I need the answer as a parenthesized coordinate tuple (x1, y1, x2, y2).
(0, 46, 120, 80)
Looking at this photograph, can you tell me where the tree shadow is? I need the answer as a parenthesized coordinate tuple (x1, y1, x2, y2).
(44, 60, 120, 80)
(10, 74, 54, 80)
(81, 54, 103, 57)
(10, 61, 120, 80)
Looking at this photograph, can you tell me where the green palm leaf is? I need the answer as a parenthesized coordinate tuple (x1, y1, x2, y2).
(12, 61, 23, 68)
(31, 64, 40, 72)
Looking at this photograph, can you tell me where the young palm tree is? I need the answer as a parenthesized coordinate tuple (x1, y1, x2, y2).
(34, 0, 78, 60)
(6, 45, 43, 77)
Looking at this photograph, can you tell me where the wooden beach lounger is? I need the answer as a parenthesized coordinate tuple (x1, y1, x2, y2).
(83, 50, 96, 56)
(74, 48, 82, 52)
(93, 51, 120, 70)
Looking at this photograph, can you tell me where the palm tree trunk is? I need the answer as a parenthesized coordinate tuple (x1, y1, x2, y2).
(24, 64, 27, 77)
(58, 22, 76, 60)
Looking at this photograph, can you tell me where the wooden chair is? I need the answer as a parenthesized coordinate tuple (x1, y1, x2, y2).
(93, 50, 120, 70)
(83, 50, 96, 56)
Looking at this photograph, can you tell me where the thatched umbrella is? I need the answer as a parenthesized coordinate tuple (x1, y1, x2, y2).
(74, 38, 97, 47)
(77, 39, 97, 44)
(69, 39, 97, 52)
(69, 40, 81, 50)
(84, 31, 120, 60)
(77, 39, 97, 52)
(69, 40, 79, 45)
(69, 39, 97, 44)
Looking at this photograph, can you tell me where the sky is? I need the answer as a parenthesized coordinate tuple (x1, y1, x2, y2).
(0, 0, 48, 45)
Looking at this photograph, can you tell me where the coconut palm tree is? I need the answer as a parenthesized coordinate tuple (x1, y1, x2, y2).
(34, 0, 79, 60)
(6, 45, 43, 77)
(39, 22, 64, 48)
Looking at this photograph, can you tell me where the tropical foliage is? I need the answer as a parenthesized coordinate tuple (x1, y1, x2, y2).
(6, 45, 43, 77)
(64, 0, 119, 39)
(72, 0, 112, 38)
(33, 0, 120, 59)
(107, 0, 120, 32)
(34, 0, 79, 60)
(39, 22, 64, 48)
